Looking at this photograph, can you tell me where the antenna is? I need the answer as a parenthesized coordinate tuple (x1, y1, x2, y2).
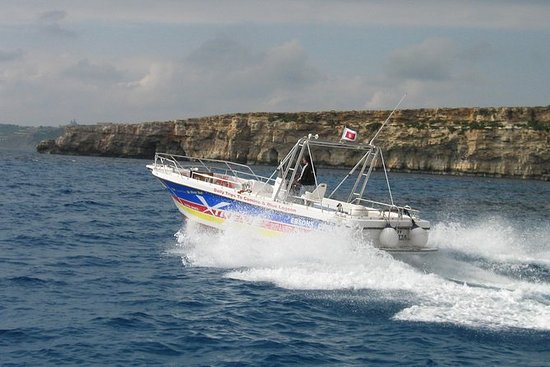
(369, 93, 407, 145)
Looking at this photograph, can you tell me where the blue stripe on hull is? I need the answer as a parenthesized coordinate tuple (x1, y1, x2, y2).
(159, 178, 324, 229)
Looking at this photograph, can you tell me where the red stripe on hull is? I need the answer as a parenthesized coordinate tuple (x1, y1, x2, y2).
(172, 195, 309, 234)
(173, 196, 225, 218)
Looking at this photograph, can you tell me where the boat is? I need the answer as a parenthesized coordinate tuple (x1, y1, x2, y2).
(147, 129, 435, 253)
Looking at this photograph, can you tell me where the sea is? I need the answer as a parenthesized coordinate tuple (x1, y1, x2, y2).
(1, 149, 549, 366)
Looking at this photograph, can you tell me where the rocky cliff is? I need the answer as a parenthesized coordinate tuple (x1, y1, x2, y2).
(37, 107, 550, 180)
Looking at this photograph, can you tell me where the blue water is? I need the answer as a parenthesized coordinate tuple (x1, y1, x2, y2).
(1, 150, 549, 366)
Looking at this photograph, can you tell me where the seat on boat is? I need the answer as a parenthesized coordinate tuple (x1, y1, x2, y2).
(302, 183, 327, 205)
(320, 197, 370, 216)
(249, 180, 273, 196)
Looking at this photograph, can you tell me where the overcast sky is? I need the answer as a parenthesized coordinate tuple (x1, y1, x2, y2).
(1, 0, 549, 126)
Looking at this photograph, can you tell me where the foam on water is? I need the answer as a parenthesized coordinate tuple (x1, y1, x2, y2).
(430, 217, 550, 266)
(172, 219, 550, 331)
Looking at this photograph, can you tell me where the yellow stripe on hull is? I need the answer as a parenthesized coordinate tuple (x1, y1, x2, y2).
(174, 199, 225, 225)
(173, 198, 287, 237)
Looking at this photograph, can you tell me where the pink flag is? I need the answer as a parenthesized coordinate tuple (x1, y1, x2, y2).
(341, 127, 357, 142)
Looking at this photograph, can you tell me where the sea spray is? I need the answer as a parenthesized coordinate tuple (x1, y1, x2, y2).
(429, 216, 550, 264)
(172, 219, 550, 330)
(428, 217, 550, 287)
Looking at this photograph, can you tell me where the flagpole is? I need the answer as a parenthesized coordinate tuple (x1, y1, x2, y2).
(369, 93, 407, 145)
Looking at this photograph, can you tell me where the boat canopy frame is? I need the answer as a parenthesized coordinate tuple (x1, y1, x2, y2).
(269, 134, 395, 207)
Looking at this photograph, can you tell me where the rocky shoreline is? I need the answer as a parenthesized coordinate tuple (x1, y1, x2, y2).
(37, 107, 550, 180)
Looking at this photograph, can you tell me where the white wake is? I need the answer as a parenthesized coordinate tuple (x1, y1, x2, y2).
(169, 219, 550, 331)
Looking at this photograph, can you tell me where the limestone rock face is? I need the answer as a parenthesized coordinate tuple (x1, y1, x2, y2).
(37, 107, 550, 180)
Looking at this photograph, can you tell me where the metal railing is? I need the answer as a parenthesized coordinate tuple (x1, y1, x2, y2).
(352, 197, 419, 218)
(152, 153, 274, 185)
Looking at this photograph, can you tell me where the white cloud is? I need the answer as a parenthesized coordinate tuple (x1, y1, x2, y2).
(1, 1, 550, 30)
(38, 9, 66, 23)
(0, 0, 550, 29)
(0, 49, 23, 62)
(1, 1, 548, 125)
(123, 39, 326, 116)
(0, 38, 324, 124)
(185, 37, 260, 69)
(385, 38, 457, 81)
(0, 33, 537, 125)
(64, 59, 127, 83)
(383, 37, 492, 85)
(36, 9, 76, 38)
(358, 37, 500, 109)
